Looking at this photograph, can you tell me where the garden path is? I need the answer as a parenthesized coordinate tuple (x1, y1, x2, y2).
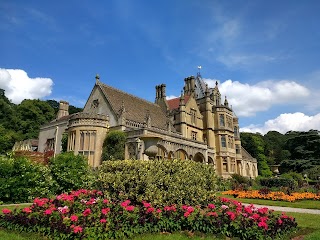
(243, 203, 320, 215)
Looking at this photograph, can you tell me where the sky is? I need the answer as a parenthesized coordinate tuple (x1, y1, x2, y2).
(1, 0, 320, 134)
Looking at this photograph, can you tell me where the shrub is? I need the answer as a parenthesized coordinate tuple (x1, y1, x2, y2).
(49, 152, 95, 194)
(97, 159, 217, 206)
(259, 177, 297, 190)
(0, 190, 298, 240)
(0, 155, 56, 203)
(101, 131, 126, 161)
(231, 173, 250, 184)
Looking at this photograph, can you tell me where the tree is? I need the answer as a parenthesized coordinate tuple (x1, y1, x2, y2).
(15, 99, 55, 139)
(241, 132, 272, 177)
(102, 131, 126, 161)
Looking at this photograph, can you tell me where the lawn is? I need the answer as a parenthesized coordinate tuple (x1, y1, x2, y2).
(217, 193, 320, 210)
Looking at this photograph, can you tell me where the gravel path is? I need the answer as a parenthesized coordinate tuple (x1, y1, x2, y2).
(243, 203, 320, 214)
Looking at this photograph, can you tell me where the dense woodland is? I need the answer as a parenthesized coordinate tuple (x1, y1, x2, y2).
(0, 88, 319, 179)
(0, 89, 82, 153)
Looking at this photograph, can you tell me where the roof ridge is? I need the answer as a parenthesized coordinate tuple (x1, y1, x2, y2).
(98, 81, 162, 108)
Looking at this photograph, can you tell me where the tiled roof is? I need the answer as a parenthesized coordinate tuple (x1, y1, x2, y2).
(167, 95, 190, 110)
(99, 82, 168, 130)
(241, 146, 256, 161)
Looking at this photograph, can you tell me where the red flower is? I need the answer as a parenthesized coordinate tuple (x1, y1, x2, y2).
(258, 221, 268, 230)
(73, 225, 83, 233)
(100, 218, 107, 223)
(70, 215, 78, 222)
(2, 208, 11, 214)
(226, 211, 236, 221)
(277, 219, 283, 225)
(83, 208, 91, 216)
(44, 209, 52, 215)
(125, 205, 135, 212)
(146, 207, 154, 213)
(142, 201, 151, 208)
(22, 207, 32, 214)
(101, 208, 110, 215)
(156, 209, 162, 213)
(103, 199, 109, 204)
(184, 211, 191, 218)
(164, 205, 176, 212)
(258, 207, 269, 215)
(208, 204, 216, 209)
(120, 200, 131, 207)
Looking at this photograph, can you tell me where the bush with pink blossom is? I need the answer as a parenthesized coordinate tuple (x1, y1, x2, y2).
(0, 190, 297, 239)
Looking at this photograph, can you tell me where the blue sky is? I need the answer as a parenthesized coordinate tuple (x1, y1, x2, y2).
(1, 0, 320, 134)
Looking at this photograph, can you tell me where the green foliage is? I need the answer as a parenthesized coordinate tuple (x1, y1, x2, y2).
(303, 166, 320, 180)
(279, 159, 316, 173)
(0, 155, 56, 203)
(15, 99, 55, 139)
(281, 172, 303, 182)
(241, 132, 272, 177)
(285, 130, 320, 160)
(60, 133, 68, 152)
(49, 152, 95, 194)
(231, 173, 250, 184)
(259, 177, 297, 189)
(102, 131, 126, 161)
(97, 159, 217, 206)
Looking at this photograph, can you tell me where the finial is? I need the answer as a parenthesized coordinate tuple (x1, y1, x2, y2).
(215, 80, 218, 86)
(224, 96, 229, 107)
(95, 74, 100, 84)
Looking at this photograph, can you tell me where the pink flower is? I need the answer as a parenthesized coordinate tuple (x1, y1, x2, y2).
(125, 205, 135, 212)
(184, 211, 191, 218)
(226, 211, 236, 221)
(146, 207, 154, 213)
(244, 206, 253, 214)
(58, 206, 69, 214)
(277, 219, 283, 225)
(208, 204, 216, 209)
(207, 212, 218, 217)
(156, 209, 162, 213)
(83, 208, 91, 216)
(22, 207, 32, 214)
(259, 216, 268, 222)
(2, 208, 11, 214)
(142, 201, 151, 208)
(101, 208, 110, 215)
(73, 225, 83, 233)
(258, 221, 268, 230)
(103, 199, 109, 204)
(100, 218, 107, 223)
(44, 209, 52, 215)
(258, 207, 269, 215)
(120, 200, 131, 207)
(221, 205, 228, 210)
(221, 197, 230, 203)
(164, 205, 176, 212)
(70, 215, 78, 222)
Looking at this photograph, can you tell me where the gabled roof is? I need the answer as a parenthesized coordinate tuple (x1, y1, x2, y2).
(167, 95, 190, 110)
(98, 82, 168, 130)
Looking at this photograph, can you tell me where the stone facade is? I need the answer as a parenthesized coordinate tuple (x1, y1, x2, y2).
(38, 73, 258, 178)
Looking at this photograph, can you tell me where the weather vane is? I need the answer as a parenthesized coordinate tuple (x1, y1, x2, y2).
(197, 66, 202, 77)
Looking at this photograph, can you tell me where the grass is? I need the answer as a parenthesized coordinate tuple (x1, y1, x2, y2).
(217, 193, 320, 210)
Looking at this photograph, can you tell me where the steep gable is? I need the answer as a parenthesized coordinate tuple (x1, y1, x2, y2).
(98, 82, 169, 130)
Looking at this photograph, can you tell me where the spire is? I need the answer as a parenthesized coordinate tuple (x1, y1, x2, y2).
(224, 96, 229, 107)
(205, 83, 210, 97)
(179, 91, 185, 106)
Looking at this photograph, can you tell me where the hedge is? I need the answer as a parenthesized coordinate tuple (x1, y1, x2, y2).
(97, 159, 217, 207)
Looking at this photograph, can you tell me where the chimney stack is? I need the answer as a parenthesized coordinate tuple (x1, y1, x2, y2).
(57, 100, 69, 119)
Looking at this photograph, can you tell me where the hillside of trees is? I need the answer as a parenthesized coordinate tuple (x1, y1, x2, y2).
(241, 130, 320, 179)
(0, 89, 82, 154)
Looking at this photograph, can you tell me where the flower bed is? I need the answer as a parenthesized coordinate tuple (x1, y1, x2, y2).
(223, 190, 320, 202)
(0, 189, 297, 239)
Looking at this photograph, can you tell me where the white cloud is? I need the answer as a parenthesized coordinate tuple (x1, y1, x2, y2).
(241, 112, 320, 134)
(203, 78, 310, 117)
(166, 95, 178, 100)
(0, 68, 53, 104)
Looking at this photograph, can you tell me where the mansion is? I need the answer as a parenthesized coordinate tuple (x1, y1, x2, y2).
(38, 73, 258, 178)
